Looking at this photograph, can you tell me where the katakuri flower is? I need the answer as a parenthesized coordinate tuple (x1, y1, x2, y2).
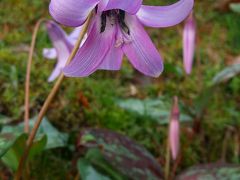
(49, 0, 194, 77)
(43, 21, 87, 82)
(183, 11, 196, 74)
(169, 96, 180, 160)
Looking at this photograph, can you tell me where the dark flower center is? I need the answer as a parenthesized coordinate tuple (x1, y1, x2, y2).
(100, 9, 130, 35)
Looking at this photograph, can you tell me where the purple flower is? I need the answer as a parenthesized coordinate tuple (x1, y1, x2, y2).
(49, 0, 194, 77)
(183, 11, 196, 74)
(43, 21, 87, 82)
(169, 96, 180, 160)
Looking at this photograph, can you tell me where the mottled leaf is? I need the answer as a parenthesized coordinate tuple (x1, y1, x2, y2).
(0, 114, 12, 125)
(78, 158, 111, 180)
(176, 163, 240, 180)
(78, 129, 163, 180)
(117, 98, 191, 125)
(84, 148, 126, 180)
(1, 117, 68, 149)
(212, 64, 240, 85)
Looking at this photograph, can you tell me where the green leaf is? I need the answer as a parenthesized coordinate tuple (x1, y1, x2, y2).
(1, 134, 47, 171)
(29, 135, 47, 159)
(85, 149, 125, 180)
(0, 117, 66, 171)
(0, 133, 18, 157)
(1, 134, 27, 171)
(37, 118, 68, 149)
(81, 134, 96, 144)
(212, 64, 240, 85)
(176, 163, 240, 180)
(78, 159, 111, 180)
(0, 114, 12, 125)
(117, 98, 191, 125)
(230, 3, 240, 13)
(78, 129, 164, 180)
(1, 117, 68, 149)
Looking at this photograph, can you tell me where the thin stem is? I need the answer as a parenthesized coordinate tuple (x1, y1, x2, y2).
(165, 136, 171, 180)
(171, 153, 182, 179)
(234, 132, 239, 163)
(15, 14, 92, 180)
(221, 127, 233, 162)
(24, 18, 46, 133)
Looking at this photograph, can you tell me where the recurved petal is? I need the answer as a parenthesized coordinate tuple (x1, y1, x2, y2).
(48, 67, 61, 82)
(63, 15, 116, 77)
(122, 15, 163, 77)
(45, 21, 72, 81)
(103, 0, 142, 14)
(67, 27, 87, 46)
(43, 48, 57, 59)
(68, 27, 83, 43)
(137, 0, 194, 28)
(48, 55, 67, 82)
(46, 21, 73, 53)
(48, 46, 70, 82)
(183, 13, 196, 74)
(49, 0, 99, 27)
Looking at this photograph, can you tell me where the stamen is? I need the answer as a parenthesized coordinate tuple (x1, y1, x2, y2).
(100, 10, 130, 35)
(118, 10, 130, 35)
(100, 13, 107, 33)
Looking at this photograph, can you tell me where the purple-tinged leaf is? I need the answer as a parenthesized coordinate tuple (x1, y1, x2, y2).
(78, 128, 163, 180)
(176, 163, 240, 180)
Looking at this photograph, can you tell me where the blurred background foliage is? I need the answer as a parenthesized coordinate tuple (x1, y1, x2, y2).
(0, 0, 240, 179)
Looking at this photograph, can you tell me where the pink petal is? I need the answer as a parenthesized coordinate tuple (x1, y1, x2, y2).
(169, 97, 180, 160)
(48, 55, 67, 82)
(45, 21, 72, 82)
(98, 40, 123, 70)
(170, 120, 180, 160)
(43, 48, 57, 59)
(183, 12, 196, 74)
(136, 0, 194, 28)
(68, 27, 83, 43)
(63, 15, 116, 77)
(97, 0, 109, 12)
(98, 49, 123, 71)
(67, 27, 88, 46)
(49, 0, 100, 27)
(103, 0, 142, 14)
(122, 15, 163, 77)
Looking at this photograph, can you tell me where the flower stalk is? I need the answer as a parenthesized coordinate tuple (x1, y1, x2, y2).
(24, 18, 47, 133)
(15, 13, 92, 180)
